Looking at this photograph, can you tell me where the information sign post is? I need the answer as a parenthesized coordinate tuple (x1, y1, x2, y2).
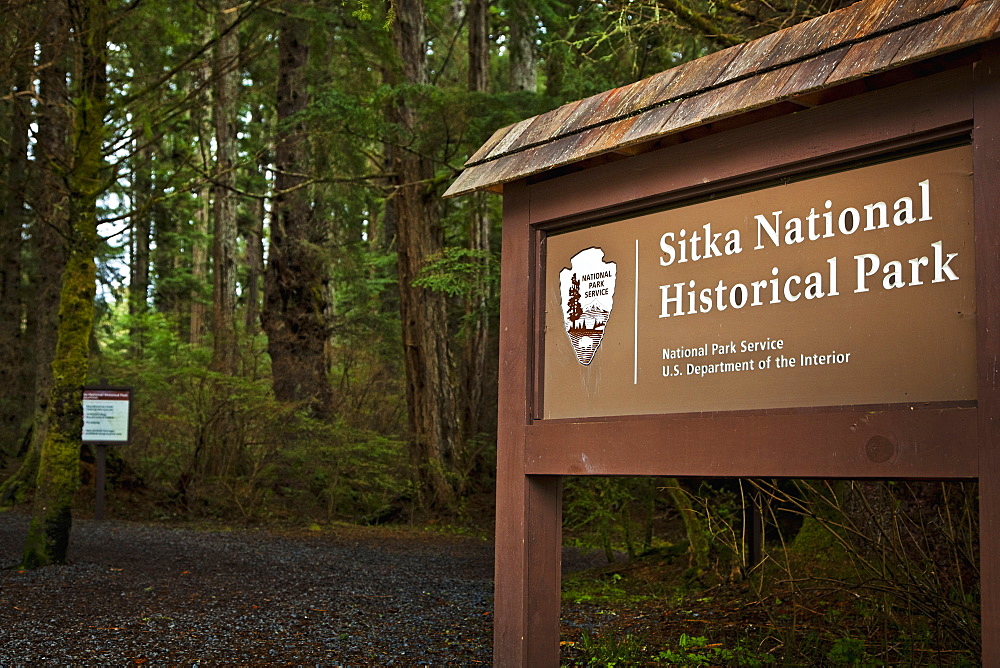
(82, 387, 132, 520)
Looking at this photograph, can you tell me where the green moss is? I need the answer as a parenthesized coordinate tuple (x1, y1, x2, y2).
(787, 515, 853, 580)
(21, 0, 106, 568)
(22, 208, 98, 568)
(22, 505, 72, 569)
(665, 479, 710, 574)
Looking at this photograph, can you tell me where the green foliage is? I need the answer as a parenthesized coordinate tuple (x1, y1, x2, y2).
(578, 631, 646, 666)
(562, 476, 742, 577)
(412, 247, 498, 299)
(747, 479, 981, 663)
(563, 477, 651, 563)
(576, 630, 778, 667)
(95, 313, 408, 523)
(655, 634, 775, 666)
(563, 572, 655, 607)
(826, 637, 874, 666)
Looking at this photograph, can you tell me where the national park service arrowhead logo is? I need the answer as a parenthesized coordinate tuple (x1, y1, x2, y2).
(560, 247, 617, 366)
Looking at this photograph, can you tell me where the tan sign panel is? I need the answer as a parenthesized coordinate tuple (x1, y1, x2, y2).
(543, 146, 976, 419)
(82, 388, 132, 443)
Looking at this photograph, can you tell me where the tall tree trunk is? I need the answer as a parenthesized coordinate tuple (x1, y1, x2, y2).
(467, 0, 489, 93)
(187, 29, 212, 345)
(459, 0, 494, 450)
(190, 186, 211, 344)
(508, 0, 536, 92)
(263, 1, 334, 417)
(244, 197, 266, 335)
(151, 174, 184, 328)
(0, 0, 71, 506)
(243, 107, 268, 334)
(0, 19, 33, 456)
(210, 0, 240, 373)
(459, 194, 492, 446)
(129, 139, 152, 354)
(390, 0, 462, 507)
(23, 0, 107, 568)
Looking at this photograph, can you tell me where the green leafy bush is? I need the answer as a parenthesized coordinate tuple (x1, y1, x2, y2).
(579, 631, 646, 666)
(93, 311, 409, 523)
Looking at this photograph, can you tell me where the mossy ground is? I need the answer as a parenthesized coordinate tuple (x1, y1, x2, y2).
(559, 545, 978, 666)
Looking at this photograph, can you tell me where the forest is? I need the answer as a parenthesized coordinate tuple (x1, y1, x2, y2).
(0, 0, 982, 663)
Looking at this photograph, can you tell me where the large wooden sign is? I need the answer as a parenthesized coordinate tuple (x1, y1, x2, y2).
(543, 147, 976, 418)
(452, 12, 1000, 663)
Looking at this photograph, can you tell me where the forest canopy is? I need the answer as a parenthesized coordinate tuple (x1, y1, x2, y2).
(0, 0, 851, 559)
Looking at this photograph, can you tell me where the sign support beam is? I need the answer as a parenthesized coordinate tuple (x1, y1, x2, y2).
(95, 445, 106, 521)
(495, 182, 563, 665)
(973, 44, 1000, 665)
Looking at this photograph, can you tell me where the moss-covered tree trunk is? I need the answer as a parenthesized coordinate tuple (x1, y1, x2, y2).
(665, 478, 711, 574)
(22, 0, 106, 569)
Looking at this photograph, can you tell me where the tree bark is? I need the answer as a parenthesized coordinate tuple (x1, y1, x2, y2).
(458, 194, 493, 447)
(507, 0, 536, 92)
(187, 42, 212, 344)
(244, 199, 266, 335)
(129, 139, 152, 354)
(459, 0, 494, 454)
(151, 180, 184, 326)
(210, 0, 241, 373)
(190, 183, 211, 343)
(1, 0, 72, 506)
(0, 18, 33, 456)
(390, 0, 462, 507)
(467, 0, 489, 93)
(243, 107, 268, 334)
(263, 1, 334, 417)
(23, 0, 106, 568)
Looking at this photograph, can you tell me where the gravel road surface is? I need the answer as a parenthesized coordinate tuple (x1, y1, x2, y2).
(0, 513, 501, 664)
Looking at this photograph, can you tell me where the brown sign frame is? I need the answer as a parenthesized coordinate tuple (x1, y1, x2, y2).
(540, 145, 977, 420)
(493, 54, 1000, 666)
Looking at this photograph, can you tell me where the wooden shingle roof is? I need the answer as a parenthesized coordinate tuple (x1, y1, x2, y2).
(444, 0, 1000, 198)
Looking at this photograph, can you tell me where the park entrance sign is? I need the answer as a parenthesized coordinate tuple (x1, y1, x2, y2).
(544, 147, 976, 418)
(445, 2, 1000, 665)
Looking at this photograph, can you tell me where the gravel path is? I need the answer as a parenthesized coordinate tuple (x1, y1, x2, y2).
(0, 513, 499, 664)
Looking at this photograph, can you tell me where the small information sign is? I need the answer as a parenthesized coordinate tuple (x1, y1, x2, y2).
(82, 388, 132, 444)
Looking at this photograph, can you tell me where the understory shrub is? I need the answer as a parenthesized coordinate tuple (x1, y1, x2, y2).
(90, 311, 409, 523)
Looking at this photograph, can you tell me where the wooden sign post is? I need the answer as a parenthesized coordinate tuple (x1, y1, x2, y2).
(446, 3, 1000, 665)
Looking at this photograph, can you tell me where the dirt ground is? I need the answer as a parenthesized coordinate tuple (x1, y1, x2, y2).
(0, 511, 635, 664)
(0, 509, 976, 665)
(0, 511, 500, 663)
